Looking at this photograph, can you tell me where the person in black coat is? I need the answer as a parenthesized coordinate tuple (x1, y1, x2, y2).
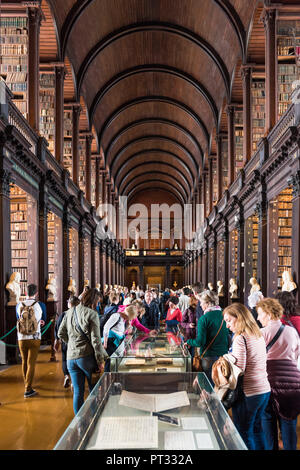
(142, 291, 160, 331)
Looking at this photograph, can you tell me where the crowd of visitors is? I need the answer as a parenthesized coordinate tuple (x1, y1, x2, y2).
(13, 280, 300, 450)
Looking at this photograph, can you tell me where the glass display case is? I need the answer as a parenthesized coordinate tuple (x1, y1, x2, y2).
(110, 331, 192, 373)
(54, 372, 247, 450)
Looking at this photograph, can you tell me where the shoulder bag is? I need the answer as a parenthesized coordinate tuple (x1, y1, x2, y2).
(221, 335, 247, 409)
(193, 318, 225, 372)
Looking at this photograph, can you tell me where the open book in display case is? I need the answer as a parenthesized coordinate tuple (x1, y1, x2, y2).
(54, 372, 247, 451)
(110, 330, 192, 373)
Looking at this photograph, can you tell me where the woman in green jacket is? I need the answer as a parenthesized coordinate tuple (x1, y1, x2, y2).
(184, 290, 229, 385)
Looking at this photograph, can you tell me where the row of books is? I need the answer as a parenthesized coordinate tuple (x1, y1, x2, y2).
(0, 44, 28, 55)
(5, 72, 27, 83)
(278, 257, 292, 266)
(12, 259, 28, 267)
(278, 227, 292, 237)
(7, 82, 27, 92)
(278, 238, 292, 247)
(11, 212, 26, 222)
(278, 218, 292, 226)
(278, 247, 292, 256)
(0, 18, 27, 28)
(11, 240, 27, 249)
(0, 35, 27, 44)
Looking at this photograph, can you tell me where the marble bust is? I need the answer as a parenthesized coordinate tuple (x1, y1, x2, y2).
(68, 279, 77, 296)
(46, 278, 57, 302)
(229, 278, 238, 299)
(249, 277, 261, 294)
(208, 282, 214, 291)
(217, 280, 224, 297)
(281, 270, 297, 293)
(6, 272, 21, 306)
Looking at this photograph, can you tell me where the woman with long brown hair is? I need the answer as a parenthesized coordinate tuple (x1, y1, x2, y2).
(223, 303, 270, 450)
(58, 288, 108, 415)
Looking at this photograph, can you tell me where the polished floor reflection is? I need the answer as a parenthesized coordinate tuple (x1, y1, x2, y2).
(0, 346, 75, 450)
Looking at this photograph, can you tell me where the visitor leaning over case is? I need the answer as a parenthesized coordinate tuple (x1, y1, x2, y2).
(223, 303, 270, 450)
(256, 297, 300, 451)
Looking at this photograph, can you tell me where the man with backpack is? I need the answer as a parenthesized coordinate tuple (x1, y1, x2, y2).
(16, 284, 44, 398)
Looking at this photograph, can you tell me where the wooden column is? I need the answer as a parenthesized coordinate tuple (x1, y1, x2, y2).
(100, 241, 107, 287)
(208, 156, 214, 213)
(95, 157, 101, 208)
(227, 104, 235, 186)
(262, 7, 277, 133)
(290, 172, 300, 305)
(216, 135, 223, 202)
(0, 166, 12, 344)
(54, 65, 65, 164)
(72, 105, 81, 186)
(62, 209, 71, 311)
(38, 177, 49, 304)
(256, 187, 268, 298)
(201, 171, 207, 218)
(91, 232, 96, 288)
(78, 224, 85, 293)
(27, 6, 42, 133)
(85, 135, 92, 203)
(100, 170, 106, 205)
(241, 66, 252, 164)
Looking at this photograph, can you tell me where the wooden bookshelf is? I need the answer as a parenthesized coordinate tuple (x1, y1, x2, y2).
(0, 15, 28, 118)
(84, 238, 91, 283)
(79, 139, 86, 196)
(277, 20, 300, 119)
(212, 158, 217, 204)
(10, 185, 28, 299)
(277, 188, 292, 288)
(245, 214, 259, 294)
(63, 109, 73, 176)
(39, 72, 55, 154)
(221, 138, 228, 190)
(229, 229, 238, 281)
(208, 246, 214, 285)
(251, 79, 265, 152)
(91, 157, 96, 207)
(234, 109, 243, 177)
(217, 240, 225, 283)
(69, 227, 79, 294)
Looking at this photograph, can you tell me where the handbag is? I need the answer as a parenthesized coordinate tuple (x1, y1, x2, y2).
(192, 319, 225, 372)
(73, 307, 99, 373)
(218, 336, 247, 409)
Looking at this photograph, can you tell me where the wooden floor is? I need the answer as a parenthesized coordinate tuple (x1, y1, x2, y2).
(0, 346, 75, 450)
(0, 346, 299, 450)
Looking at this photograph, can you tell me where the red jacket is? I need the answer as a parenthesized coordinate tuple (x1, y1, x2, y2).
(281, 315, 300, 335)
(166, 307, 182, 322)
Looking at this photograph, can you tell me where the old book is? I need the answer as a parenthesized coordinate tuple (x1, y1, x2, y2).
(124, 358, 147, 366)
(91, 416, 158, 449)
(119, 390, 190, 413)
(156, 358, 173, 364)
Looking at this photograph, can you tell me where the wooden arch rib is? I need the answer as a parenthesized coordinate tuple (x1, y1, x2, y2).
(109, 136, 200, 179)
(76, 22, 231, 99)
(105, 118, 203, 165)
(59, 1, 246, 68)
(89, 65, 219, 129)
(119, 164, 192, 196)
(121, 171, 189, 201)
(212, 0, 246, 62)
(113, 150, 195, 187)
(126, 180, 186, 205)
(99, 96, 210, 154)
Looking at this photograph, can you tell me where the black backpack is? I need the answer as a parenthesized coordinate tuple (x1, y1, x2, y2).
(99, 304, 119, 337)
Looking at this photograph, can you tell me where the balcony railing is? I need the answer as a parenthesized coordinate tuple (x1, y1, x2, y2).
(125, 248, 184, 257)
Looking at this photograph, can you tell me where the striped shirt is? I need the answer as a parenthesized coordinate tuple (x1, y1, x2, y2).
(231, 333, 270, 397)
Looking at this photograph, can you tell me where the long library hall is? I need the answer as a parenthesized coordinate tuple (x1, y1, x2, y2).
(1, 0, 300, 453)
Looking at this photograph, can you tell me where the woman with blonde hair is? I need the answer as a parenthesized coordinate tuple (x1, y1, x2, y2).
(256, 298, 300, 450)
(184, 290, 229, 384)
(223, 303, 270, 450)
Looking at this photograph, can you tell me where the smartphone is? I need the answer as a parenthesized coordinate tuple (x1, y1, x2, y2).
(152, 412, 180, 426)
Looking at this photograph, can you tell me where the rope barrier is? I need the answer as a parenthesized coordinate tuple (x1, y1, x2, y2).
(0, 320, 53, 348)
(0, 326, 16, 341)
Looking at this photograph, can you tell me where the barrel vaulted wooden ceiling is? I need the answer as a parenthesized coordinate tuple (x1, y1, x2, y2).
(41, 0, 265, 205)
